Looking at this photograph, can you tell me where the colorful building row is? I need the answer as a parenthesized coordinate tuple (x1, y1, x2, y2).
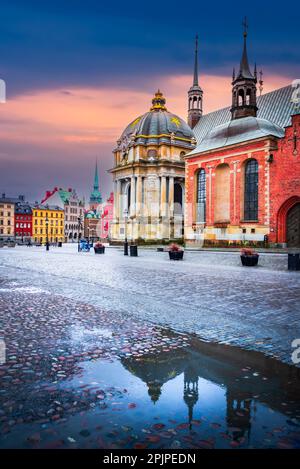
(1, 163, 114, 244)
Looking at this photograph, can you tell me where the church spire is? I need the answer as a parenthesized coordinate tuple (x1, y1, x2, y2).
(188, 35, 203, 129)
(230, 18, 258, 120)
(93, 159, 99, 191)
(193, 35, 199, 86)
(89, 158, 102, 210)
(238, 17, 254, 80)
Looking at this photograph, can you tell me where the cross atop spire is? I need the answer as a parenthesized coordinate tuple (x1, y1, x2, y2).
(193, 35, 199, 87)
(239, 17, 254, 80)
(242, 16, 248, 37)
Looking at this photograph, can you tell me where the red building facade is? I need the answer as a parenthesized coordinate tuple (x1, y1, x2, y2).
(269, 113, 300, 246)
(15, 202, 32, 241)
(100, 192, 114, 239)
(184, 29, 300, 248)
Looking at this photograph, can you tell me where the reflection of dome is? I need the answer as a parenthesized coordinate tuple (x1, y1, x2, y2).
(118, 90, 195, 149)
(193, 116, 284, 153)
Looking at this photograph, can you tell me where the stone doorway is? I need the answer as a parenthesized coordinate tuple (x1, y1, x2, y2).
(287, 203, 300, 247)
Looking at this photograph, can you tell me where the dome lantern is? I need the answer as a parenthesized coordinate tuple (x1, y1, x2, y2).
(150, 89, 167, 111)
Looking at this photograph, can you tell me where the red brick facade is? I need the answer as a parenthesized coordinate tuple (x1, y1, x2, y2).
(269, 113, 300, 245)
(185, 114, 300, 247)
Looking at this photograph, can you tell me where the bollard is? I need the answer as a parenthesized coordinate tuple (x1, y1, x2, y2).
(288, 253, 300, 271)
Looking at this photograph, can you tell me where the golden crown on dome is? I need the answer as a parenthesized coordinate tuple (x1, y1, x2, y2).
(150, 89, 167, 111)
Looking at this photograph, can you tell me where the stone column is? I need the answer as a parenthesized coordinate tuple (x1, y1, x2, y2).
(130, 176, 136, 218)
(160, 176, 167, 217)
(169, 176, 174, 217)
(136, 176, 142, 216)
(116, 179, 121, 219)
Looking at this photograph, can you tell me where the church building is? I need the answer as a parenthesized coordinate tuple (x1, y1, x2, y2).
(185, 23, 300, 247)
(110, 90, 196, 242)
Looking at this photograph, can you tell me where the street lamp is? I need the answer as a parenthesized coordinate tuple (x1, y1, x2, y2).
(123, 208, 128, 255)
(77, 215, 83, 252)
(45, 215, 49, 251)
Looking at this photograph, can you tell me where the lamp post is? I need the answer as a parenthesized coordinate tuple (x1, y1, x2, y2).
(123, 208, 128, 255)
(45, 216, 49, 251)
(77, 216, 82, 252)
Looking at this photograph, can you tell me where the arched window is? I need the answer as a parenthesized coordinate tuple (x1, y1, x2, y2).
(244, 159, 258, 221)
(174, 183, 183, 215)
(196, 169, 206, 222)
(246, 89, 251, 105)
(238, 89, 244, 106)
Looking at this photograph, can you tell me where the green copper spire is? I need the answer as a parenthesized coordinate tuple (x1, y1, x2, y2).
(94, 159, 99, 191)
(89, 159, 102, 206)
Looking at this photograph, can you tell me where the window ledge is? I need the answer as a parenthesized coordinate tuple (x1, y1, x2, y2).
(240, 220, 259, 223)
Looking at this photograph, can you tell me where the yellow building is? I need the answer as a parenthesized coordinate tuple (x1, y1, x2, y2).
(32, 204, 64, 245)
(0, 195, 15, 240)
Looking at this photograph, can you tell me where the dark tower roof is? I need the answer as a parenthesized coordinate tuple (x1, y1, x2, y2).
(193, 35, 199, 87)
(238, 18, 254, 80)
(188, 36, 203, 128)
(230, 18, 258, 120)
(89, 159, 102, 204)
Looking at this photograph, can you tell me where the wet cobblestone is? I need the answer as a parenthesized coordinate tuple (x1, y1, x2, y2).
(0, 245, 299, 365)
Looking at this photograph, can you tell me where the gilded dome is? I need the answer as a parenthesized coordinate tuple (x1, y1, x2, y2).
(117, 90, 195, 151)
(189, 116, 284, 154)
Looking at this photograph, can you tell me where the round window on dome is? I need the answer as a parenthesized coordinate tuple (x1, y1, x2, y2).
(147, 149, 158, 159)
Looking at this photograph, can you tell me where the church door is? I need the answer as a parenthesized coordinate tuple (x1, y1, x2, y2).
(287, 203, 300, 247)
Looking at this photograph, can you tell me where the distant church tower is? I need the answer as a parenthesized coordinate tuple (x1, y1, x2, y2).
(188, 35, 203, 128)
(89, 160, 102, 210)
(231, 18, 258, 120)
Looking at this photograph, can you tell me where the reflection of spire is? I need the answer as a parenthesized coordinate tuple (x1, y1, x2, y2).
(226, 390, 252, 442)
(183, 366, 199, 429)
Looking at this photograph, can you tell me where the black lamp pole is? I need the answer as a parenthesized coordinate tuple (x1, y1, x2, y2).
(77, 216, 82, 252)
(45, 216, 49, 251)
(124, 208, 128, 255)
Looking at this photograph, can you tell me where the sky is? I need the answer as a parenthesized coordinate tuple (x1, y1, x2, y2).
(0, 0, 299, 202)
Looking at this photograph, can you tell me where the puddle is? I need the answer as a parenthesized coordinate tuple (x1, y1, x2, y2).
(1, 337, 300, 449)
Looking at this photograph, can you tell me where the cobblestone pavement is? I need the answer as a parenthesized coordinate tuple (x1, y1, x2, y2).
(0, 245, 299, 366)
(1, 280, 300, 449)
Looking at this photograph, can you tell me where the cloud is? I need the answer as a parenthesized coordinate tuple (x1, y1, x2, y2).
(0, 72, 293, 202)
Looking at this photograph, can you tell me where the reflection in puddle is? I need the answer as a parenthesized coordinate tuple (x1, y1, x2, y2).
(1, 336, 300, 449)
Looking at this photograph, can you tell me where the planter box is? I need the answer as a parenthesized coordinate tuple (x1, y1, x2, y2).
(94, 246, 105, 254)
(169, 250, 184, 261)
(288, 253, 300, 271)
(240, 254, 259, 266)
(130, 245, 138, 257)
